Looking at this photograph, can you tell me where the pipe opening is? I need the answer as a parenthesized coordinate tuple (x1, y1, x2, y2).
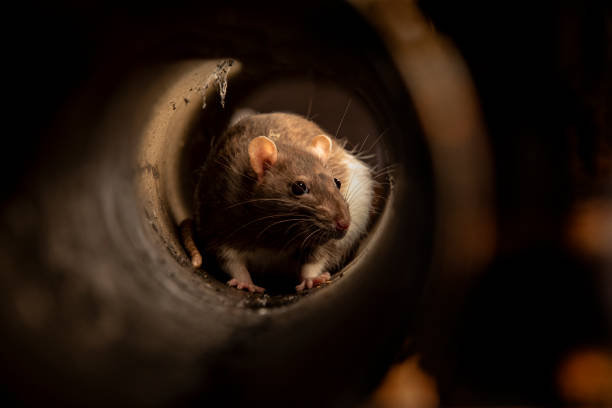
(1, 3, 435, 406)
(139, 59, 395, 306)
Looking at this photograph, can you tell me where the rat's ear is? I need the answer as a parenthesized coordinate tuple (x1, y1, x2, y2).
(248, 136, 278, 181)
(310, 134, 333, 161)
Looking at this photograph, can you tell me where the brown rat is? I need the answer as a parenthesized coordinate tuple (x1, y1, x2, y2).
(182, 112, 374, 292)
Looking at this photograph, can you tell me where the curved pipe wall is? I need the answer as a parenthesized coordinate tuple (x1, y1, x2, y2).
(1, 3, 436, 406)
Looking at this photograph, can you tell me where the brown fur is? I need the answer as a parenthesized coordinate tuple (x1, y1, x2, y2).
(194, 113, 351, 267)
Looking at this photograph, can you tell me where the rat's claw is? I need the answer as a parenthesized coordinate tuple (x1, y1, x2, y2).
(227, 278, 265, 293)
(312, 272, 331, 285)
(295, 278, 314, 291)
(296, 272, 331, 292)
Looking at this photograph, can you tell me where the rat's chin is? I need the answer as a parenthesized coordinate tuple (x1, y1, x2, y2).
(330, 228, 348, 240)
(316, 224, 348, 241)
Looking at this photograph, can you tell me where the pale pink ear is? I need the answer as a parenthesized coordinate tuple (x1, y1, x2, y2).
(310, 134, 333, 161)
(248, 136, 278, 181)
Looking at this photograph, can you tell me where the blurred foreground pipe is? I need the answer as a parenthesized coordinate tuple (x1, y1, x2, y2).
(349, 0, 496, 396)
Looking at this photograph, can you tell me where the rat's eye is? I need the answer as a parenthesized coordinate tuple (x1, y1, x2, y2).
(291, 181, 309, 196)
(334, 178, 341, 189)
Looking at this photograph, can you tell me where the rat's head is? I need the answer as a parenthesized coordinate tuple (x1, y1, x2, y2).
(246, 134, 351, 248)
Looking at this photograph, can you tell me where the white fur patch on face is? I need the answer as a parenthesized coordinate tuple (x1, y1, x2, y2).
(335, 152, 374, 254)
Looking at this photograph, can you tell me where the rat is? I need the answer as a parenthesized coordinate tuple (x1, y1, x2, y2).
(181, 112, 374, 292)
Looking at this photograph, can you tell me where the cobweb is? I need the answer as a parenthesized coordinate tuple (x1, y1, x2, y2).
(201, 59, 234, 109)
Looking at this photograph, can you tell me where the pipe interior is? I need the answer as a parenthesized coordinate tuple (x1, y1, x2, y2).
(139, 61, 395, 300)
(0, 4, 433, 406)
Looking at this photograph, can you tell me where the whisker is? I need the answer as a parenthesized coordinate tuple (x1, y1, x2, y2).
(351, 128, 389, 161)
(301, 227, 322, 250)
(306, 95, 313, 120)
(300, 233, 316, 251)
(226, 212, 305, 238)
(335, 98, 352, 138)
(227, 198, 308, 209)
(256, 217, 311, 239)
(355, 132, 371, 155)
(284, 219, 310, 236)
(370, 163, 397, 174)
(344, 169, 358, 204)
(283, 226, 315, 250)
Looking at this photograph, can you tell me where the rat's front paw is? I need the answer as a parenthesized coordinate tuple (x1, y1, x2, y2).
(296, 272, 331, 292)
(227, 278, 265, 293)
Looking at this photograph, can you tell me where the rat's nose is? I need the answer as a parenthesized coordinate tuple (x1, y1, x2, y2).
(335, 219, 350, 231)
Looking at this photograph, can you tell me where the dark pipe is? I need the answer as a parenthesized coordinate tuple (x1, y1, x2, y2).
(0, 2, 432, 406)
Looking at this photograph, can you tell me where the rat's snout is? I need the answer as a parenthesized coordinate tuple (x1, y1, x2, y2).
(332, 215, 350, 239)
(335, 218, 349, 231)
(331, 196, 351, 239)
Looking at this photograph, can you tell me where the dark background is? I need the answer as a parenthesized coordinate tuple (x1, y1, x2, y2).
(418, 1, 611, 403)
